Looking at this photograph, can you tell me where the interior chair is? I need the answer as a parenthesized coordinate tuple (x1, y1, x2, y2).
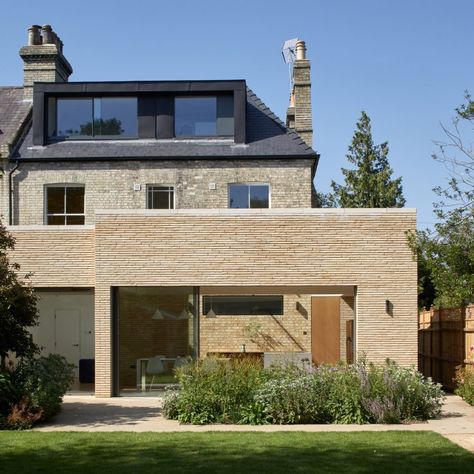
(173, 356, 188, 370)
(146, 356, 165, 391)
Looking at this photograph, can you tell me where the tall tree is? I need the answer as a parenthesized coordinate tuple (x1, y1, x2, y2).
(432, 92, 473, 219)
(0, 220, 38, 371)
(408, 93, 474, 308)
(328, 111, 405, 208)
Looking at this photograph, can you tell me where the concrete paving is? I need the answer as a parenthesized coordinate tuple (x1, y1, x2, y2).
(35, 393, 474, 452)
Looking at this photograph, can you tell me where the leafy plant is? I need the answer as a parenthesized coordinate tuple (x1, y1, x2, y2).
(0, 219, 39, 370)
(164, 358, 444, 425)
(163, 357, 266, 424)
(13, 354, 74, 421)
(454, 364, 474, 405)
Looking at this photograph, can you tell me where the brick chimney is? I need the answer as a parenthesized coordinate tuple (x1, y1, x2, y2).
(286, 40, 313, 147)
(19, 25, 73, 101)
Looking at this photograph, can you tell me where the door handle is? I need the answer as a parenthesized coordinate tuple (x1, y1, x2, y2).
(73, 344, 79, 347)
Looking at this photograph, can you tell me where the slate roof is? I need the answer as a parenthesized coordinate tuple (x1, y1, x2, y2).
(14, 87, 317, 161)
(0, 87, 31, 157)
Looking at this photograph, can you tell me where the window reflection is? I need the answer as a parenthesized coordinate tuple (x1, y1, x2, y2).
(175, 97, 217, 137)
(229, 184, 270, 208)
(54, 97, 137, 138)
(117, 287, 197, 393)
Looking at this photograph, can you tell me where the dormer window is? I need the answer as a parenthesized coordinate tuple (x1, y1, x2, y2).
(48, 97, 138, 139)
(35, 81, 246, 145)
(174, 95, 234, 137)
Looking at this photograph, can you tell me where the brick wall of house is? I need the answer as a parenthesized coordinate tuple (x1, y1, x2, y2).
(5, 159, 314, 224)
(8, 208, 416, 398)
(340, 296, 355, 361)
(92, 208, 416, 396)
(200, 294, 313, 356)
(6, 226, 95, 287)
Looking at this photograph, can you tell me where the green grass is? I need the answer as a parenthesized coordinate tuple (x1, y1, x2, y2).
(0, 431, 472, 473)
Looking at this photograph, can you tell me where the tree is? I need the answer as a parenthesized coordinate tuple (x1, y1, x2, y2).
(432, 92, 473, 219)
(408, 212, 474, 308)
(0, 220, 38, 371)
(327, 111, 405, 208)
(408, 93, 474, 308)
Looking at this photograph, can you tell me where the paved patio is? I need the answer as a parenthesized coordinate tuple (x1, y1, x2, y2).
(35, 393, 474, 452)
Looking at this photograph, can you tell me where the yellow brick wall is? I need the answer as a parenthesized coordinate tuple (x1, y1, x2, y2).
(7, 226, 95, 287)
(8, 208, 417, 397)
(200, 294, 312, 355)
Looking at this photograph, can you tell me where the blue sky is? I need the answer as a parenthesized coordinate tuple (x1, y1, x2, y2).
(1, 0, 472, 227)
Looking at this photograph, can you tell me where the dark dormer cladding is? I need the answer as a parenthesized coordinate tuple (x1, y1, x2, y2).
(32, 80, 247, 146)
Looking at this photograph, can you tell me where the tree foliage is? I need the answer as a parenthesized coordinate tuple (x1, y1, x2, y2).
(325, 111, 405, 208)
(408, 93, 474, 308)
(0, 220, 38, 370)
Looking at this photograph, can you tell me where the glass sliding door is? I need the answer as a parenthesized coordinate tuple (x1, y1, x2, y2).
(117, 286, 197, 394)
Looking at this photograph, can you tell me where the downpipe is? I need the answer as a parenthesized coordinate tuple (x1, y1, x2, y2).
(8, 160, 19, 225)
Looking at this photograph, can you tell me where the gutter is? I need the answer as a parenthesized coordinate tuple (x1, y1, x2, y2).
(8, 160, 19, 225)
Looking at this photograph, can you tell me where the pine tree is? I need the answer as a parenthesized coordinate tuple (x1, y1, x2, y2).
(329, 111, 405, 208)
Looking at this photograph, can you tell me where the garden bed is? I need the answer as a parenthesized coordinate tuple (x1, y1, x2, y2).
(163, 358, 444, 425)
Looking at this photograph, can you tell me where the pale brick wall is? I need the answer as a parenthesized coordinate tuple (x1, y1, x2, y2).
(200, 294, 313, 356)
(8, 208, 417, 397)
(293, 59, 313, 147)
(340, 296, 355, 361)
(6, 226, 95, 287)
(6, 159, 314, 224)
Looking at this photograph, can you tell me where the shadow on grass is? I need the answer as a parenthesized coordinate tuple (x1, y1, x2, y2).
(0, 431, 473, 474)
(39, 402, 162, 428)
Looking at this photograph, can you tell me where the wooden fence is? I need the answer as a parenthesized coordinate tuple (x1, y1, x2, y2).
(418, 305, 474, 390)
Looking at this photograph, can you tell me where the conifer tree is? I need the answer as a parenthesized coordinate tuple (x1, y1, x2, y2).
(328, 111, 405, 208)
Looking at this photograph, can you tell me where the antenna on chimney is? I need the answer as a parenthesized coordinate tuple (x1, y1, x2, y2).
(282, 38, 298, 91)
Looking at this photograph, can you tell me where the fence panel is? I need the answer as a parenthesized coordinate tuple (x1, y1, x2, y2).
(418, 305, 472, 390)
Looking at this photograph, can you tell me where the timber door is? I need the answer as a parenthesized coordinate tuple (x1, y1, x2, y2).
(311, 296, 340, 365)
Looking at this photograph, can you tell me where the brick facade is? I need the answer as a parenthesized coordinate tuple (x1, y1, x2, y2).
(8, 208, 417, 397)
(5, 159, 314, 224)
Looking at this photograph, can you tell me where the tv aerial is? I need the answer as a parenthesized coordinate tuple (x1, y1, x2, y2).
(282, 38, 299, 90)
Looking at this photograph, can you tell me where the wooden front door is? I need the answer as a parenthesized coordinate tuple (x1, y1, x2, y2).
(311, 296, 340, 365)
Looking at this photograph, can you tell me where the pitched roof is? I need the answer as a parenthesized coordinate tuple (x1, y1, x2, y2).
(14, 87, 317, 161)
(0, 87, 31, 157)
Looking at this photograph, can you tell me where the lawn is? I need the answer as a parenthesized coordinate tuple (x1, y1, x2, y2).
(0, 431, 472, 473)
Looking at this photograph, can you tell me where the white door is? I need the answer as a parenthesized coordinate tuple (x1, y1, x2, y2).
(55, 309, 81, 377)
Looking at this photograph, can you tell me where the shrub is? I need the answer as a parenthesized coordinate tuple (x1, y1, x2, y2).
(6, 397, 43, 430)
(0, 371, 21, 414)
(13, 354, 74, 421)
(360, 360, 444, 423)
(163, 357, 266, 424)
(161, 388, 180, 420)
(455, 364, 474, 405)
(163, 357, 444, 425)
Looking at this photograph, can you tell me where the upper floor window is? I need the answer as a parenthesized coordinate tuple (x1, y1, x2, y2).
(147, 185, 175, 209)
(229, 184, 270, 209)
(174, 95, 234, 137)
(49, 97, 138, 139)
(45, 184, 85, 225)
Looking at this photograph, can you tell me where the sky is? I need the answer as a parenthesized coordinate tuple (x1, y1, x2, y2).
(0, 0, 472, 228)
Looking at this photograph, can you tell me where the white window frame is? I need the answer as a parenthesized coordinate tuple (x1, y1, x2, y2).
(44, 183, 85, 225)
(228, 183, 271, 209)
(146, 184, 176, 210)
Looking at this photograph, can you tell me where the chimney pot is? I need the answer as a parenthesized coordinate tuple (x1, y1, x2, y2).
(41, 24, 53, 44)
(296, 40, 306, 60)
(20, 24, 73, 101)
(28, 25, 41, 45)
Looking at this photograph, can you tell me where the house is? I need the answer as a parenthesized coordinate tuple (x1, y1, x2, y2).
(0, 25, 417, 397)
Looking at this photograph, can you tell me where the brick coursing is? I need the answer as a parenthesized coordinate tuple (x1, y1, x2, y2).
(7, 208, 416, 397)
(4, 159, 314, 224)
